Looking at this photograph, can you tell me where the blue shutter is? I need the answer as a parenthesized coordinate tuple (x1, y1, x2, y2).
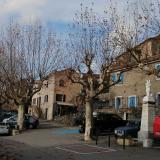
(128, 96, 136, 108)
(156, 64, 160, 70)
(112, 73, 116, 82)
(120, 73, 124, 84)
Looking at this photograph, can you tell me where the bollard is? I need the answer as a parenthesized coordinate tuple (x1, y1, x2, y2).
(123, 130, 126, 149)
(108, 133, 111, 147)
(96, 129, 98, 145)
(96, 135, 98, 145)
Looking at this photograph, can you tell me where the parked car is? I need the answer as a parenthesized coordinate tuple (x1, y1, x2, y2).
(2, 115, 18, 128)
(114, 120, 141, 138)
(3, 114, 39, 129)
(0, 110, 17, 122)
(0, 124, 11, 135)
(79, 112, 127, 136)
(153, 116, 160, 142)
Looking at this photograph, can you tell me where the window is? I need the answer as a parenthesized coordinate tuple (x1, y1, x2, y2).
(112, 72, 124, 84)
(43, 81, 49, 88)
(59, 79, 65, 87)
(32, 98, 36, 105)
(115, 96, 122, 110)
(128, 96, 137, 108)
(44, 95, 48, 102)
(56, 94, 66, 102)
(112, 73, 116, 82)
(156, 44, 160, 53)
(45, 81, 49, 88)
(37, 97, 41, 107)
(155, 64, 160, 80)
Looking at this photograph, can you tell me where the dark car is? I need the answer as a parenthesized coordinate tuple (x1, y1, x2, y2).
(79, 112, 127, 136)
(24, 115, 39, 129)
(114, 120, 141, 138)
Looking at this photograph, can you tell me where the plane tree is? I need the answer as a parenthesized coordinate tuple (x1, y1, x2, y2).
(65, 5, 124, 141)
(108, 1, 160, 77)
(0, 22, 61, 130)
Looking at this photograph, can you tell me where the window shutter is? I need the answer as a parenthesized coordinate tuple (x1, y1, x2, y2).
(128, 96, 136, 108)
(112, 73, 116, 82)
(120, 73, 124, 83)
(156, 64, 160, 70)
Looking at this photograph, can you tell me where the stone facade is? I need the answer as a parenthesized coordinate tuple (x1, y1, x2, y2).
(109, 35, 160, 113)
(30, 75, 55, 120)
(30, 36, 160, 119)
(30, 71, 82, 120)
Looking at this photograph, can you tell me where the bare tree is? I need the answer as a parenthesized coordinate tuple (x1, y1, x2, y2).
(141, 0, 160, 35)
(65, 5, 124, 141)
(0, 22, 61, 130)
(106, 1, 160, 78)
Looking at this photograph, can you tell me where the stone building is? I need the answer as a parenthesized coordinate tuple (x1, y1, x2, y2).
(30, 35, 160, 119)
(30, 70, 82, 120)
(109, 35, 160, 113)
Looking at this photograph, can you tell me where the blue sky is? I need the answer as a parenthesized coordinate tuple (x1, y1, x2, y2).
(0, 1, 107, 29)
(0, 0, 153, 36)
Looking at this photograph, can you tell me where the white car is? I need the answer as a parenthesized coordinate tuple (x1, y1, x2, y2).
(0, 125, 10, 135)
(3, 115, 17, 124)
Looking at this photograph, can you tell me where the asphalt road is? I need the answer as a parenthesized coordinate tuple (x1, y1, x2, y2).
(0, 120, 160, 160)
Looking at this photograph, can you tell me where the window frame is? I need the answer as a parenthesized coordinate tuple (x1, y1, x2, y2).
(112, 72, 124, 86)
(44, 95, 48, 103)
(59, 79, 65, 87)
(128, 95, 137, 108)
(56, 94, 66, 102)
(32, 98, 36, 105)
(115, 96, 122, 110)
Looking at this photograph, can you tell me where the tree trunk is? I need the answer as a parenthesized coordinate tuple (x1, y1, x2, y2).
(18, 104, 24, 131)
(84, 101, 93, 141)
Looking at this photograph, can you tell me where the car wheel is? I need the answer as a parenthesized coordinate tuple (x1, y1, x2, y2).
(8, 128, 12, 136)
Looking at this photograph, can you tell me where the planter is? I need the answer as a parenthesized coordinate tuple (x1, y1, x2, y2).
(12, 129, 19, 136)
(117, 138, 135, 146)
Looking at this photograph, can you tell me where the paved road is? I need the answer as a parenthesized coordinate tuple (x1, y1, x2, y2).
(1, 120, 84, 147)
(0, 120, 160, 160)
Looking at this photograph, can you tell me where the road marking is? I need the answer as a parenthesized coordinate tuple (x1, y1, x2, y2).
(56, 144, 117, 154)
(85, 144, 117, 151)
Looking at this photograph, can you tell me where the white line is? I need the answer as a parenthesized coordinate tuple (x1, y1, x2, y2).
(56, 146, 115, 155)
(56, 147, 82, 154)
(56, 144, 117, 155)
(58, 143, 116, 151)
(84, 144, 117, 151)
